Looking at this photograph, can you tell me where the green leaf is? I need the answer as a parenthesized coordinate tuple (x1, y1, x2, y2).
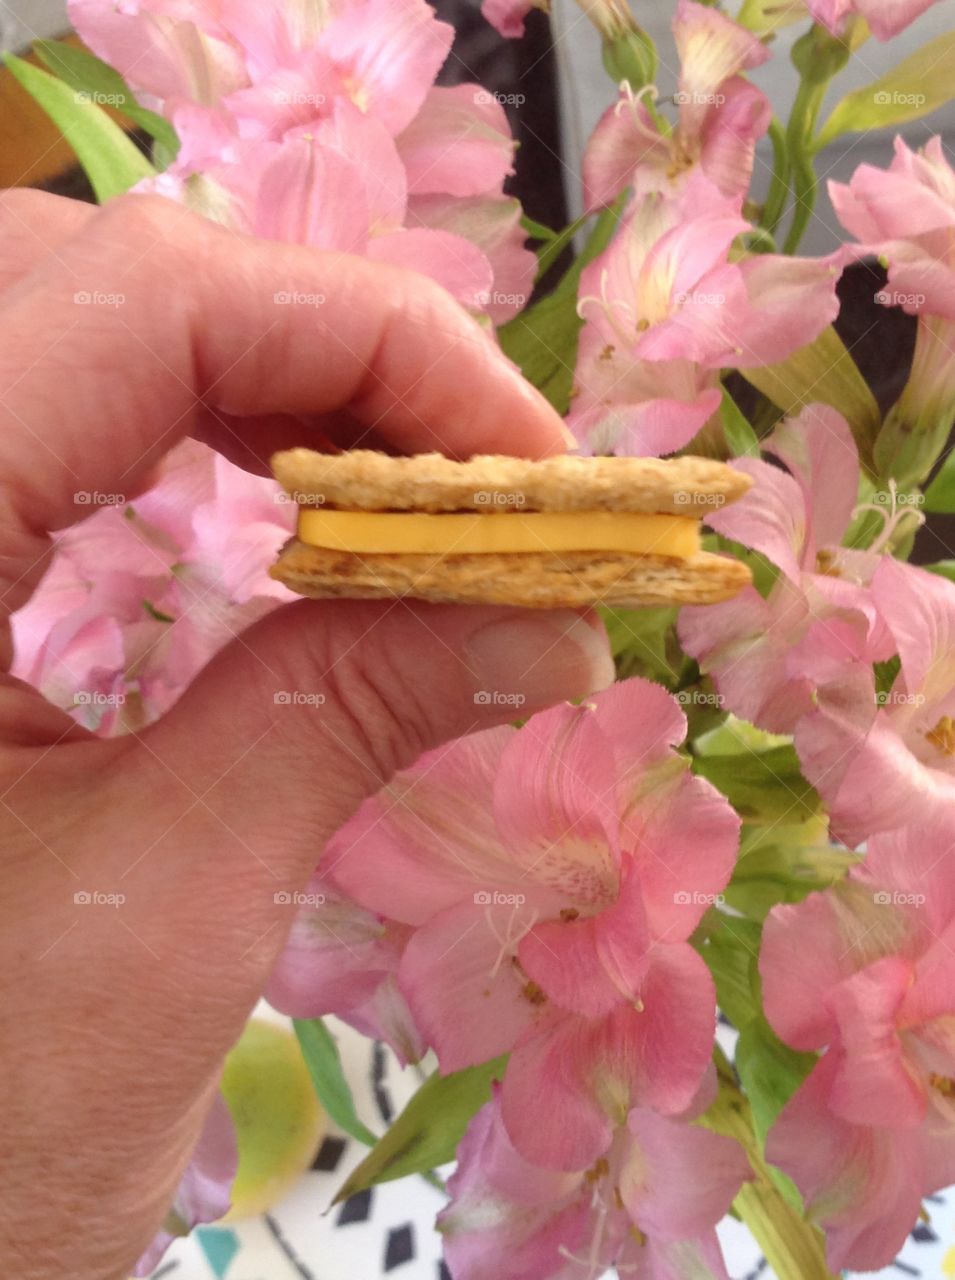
(926, 560, 955, 584)
(3, 53, 156, 202)
(692, 743, 820, 824)
(924, 449, 955, 513)
(334, 1056, 507, 1200)
(817, 30, 955, 148)
(498, 195, 625, 413)
(736, 1014, 816, 1149)
(742, 326, 880, 479)
(534, 211, 591, 282)
(726, 817, 855, 921)
(599, 605, 680, 685)
(33, 39, 180, 164)
(520, 213, 558, 243)
(699, 915, 762, 1029)
(293, 1019, 378, 1148)
(721, 385, 761, 457)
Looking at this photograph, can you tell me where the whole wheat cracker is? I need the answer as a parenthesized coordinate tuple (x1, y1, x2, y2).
(270, 541, 751, 609)
(272, 449, 752, 515)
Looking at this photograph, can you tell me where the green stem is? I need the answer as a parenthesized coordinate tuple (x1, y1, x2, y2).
(704, 1062, 837, 1280)
(761, 117, 789, 234)
(782, 78, 827, 255)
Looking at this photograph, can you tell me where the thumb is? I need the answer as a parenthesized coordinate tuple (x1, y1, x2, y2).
(132, 599, 614, 886)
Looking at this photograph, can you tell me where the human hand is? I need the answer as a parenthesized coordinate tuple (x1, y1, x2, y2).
(0, 191, 613, 1279)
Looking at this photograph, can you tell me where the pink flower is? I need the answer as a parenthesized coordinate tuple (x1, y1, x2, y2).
(832, 137, 955, 484)
(265, 874, 424, 1065)
(321, 679, 740, 1169)
(11, 441, 293, 734)
(69, 0, 249, 110)
(761, 815, 955, 1270)
(584, 0, 770, 210)
(132, 1092, 237, 1277)
(569, 181, 843, 457)
(808, 0, 945, 40)
(440, 1087, 747, 1280)
(679, 404, 893, 733)
(73, 0, 535, 323)
(797, 557, 955, 845)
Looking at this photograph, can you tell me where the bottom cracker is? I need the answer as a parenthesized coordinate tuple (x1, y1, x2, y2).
(270, 540, 750, 609)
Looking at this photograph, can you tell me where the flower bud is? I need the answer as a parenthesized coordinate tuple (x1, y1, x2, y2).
(601, 25, 658, 91)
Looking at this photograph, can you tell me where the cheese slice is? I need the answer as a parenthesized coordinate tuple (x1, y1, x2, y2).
(296, 509, 700, 558)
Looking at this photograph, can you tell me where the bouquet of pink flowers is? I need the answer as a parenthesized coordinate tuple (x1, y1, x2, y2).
(9, 0, 955, 1275)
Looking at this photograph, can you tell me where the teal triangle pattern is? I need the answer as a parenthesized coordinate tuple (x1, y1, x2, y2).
(195, 1225, 240, 1278)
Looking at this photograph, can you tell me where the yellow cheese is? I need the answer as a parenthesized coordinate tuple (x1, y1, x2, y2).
(296, 509, 700, 558)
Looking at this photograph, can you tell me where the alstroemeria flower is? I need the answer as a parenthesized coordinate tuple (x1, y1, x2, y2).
(761, 815, 955, 1271)
(832, 137, 955, 485)
(797, 557, 955, 845)
(73, 0, 535, 323)
(70, 0, 250, 111)
(72, 0, 453, 137)
(265, 874, 424, 1065)
(132, 1093, 238, 1277)
(584, 0, 770, 209)
(739, 0, 945, 39)
(440, 1088, 748, 1280)
(569, 179, 843, 457)
(809, 0, 945, 40)
(11, 440, 293, 734)
(679, 404, 893, 734)
(321, 679, 739, 1169)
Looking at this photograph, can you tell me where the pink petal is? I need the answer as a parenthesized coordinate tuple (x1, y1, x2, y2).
(327, 726, 532, 926)
(322, 0, 454, 134)
(679, 579, 817, 734)
(492, 700, 620, 902)
(767, 1051, 924, 1273)
(252, 135, 372, 252)
(707, 456, 805, 580)
(397, 85, 514, 198)
(69, 0, 248, 106)
(796, 706, 940, 846)
(622, 1109, 749, 1239)
(874, 556, 955, 705)
(132, 1092, 237, 1275)
(827, 955, 927, 1129)
(502, 944, 716, 1169)
(865, 817, 955, 939)
(312, 102, 409, 231)
(853, 0, 946, 39)
(480, 0, 537, 38)
(264, 880, 422, 1065)
(767, 405, 859, 557)
(368, 228, 494, 310)
(698, 77, 771, 199)
(762, 889, 853, 1051)
(582, 93, 669, 213)
(730, 253, 843, 369)
(830, 139, 955, 243)
(439, 1091, 593, 1280)
(624, 770, 740, 940)
(518, 857, 652, 1017)
(407, 194, 535, 323)
(399, 900, 542, 1070)
(674, 0, 771, 143)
